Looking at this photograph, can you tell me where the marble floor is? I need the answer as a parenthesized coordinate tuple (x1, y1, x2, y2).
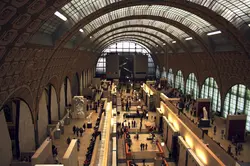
(52, 109, 99, 165)
(130, 134, 160, 152)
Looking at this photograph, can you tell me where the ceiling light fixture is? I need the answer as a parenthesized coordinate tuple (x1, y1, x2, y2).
(79, 29, 84, 33)
(185, 37, 193, 41)
(207, 30, 221, 36)
(90, 36, 93, 39)
(54, 11, 67, 21)
(248, 24, 250, 27)
(172, 41, 176, 43)
(163, 43, 166, 46)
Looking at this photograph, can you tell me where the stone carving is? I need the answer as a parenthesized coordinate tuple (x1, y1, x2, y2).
(73, 96, 85, 118)
(161, 67, 167, 78)
(60, 119, 64, 126)
(56, 122, 60, 130)
(12, 14, 31, 29)
(203, 107, 208, 120)
(28, 0, 46, 14)
(156, 65, 160, 79)
(0, 6, 17, 25)
(0, 30, 18, 45)
(11, 0, 29, 8)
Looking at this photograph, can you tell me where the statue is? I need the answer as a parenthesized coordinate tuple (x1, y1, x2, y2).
(203, 107, 208, 120)
(60, 120, 64, 126)
(56, 122, 60, 130)
(161, 67, 167, 78)
(156, 65, 160, 79)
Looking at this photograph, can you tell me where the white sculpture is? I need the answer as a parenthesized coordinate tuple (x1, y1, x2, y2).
(156, 66, 160, 79)
(60, 120, 64, 126)
(56, 122, 60, 130)
(161, 67, 167, 78)
(72, 96, 86, 119)
(203, 107, 208, 120)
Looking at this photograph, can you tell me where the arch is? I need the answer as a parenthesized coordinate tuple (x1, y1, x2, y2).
(186, 73, 199, 99)
(201, 77, 221, 113)
(223, 84, 250, 131)
(72, 72, 80, 96)
(38, 90, 49, 145)
(175, 70, 185, 92)
(99, 37, 160, 65)
(96, 33, 165, 52)
(89, 28, 175, 52)
(167, 68, 174, 87)
(65, 77, 72, 105)
(44, 84, 59, 124)
(19, 100, 36, 152)
(59, 82, 66, 119)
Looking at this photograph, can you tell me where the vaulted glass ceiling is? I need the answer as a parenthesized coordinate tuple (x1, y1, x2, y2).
(36, 0, 250, 51)
(97, 35, 160, 51)
(93, 27, 173, 45)
(187, 0, 250, 28)
(82, 5, 215, 36)
(91, 20, 189, 41)
(96, 32, 164, 48)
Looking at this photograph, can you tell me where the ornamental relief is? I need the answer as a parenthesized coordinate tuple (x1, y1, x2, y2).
(0, 62, 10, 77)
(0, 91, 8, 107)
(0, 30, 18, 45)
(12, 14, 31, 29)
(54, 0, 68, 8)
(0, 6, 17, 25)
(6, 62, 18, 76)
(27, 19, 41, 33)
(11, 0, 29, 8)
(0, 46, 6, 61)
(1, 76, 11, 91)
(5, 47, 19, 62)
(28, 0, 46, 14)
(39, 6, 55, 20)
(15, 33, 30, 46)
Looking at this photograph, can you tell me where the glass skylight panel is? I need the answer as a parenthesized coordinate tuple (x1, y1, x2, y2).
(84, 5, 215, 39)
(187, 0, 250, 28)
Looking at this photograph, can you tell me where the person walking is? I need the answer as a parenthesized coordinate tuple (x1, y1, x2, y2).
(83, 123, 86, 130)
(80, 127, 84, 137)
(73, 125, 76, 135)
(140, 143, 143, 151)
(76, 127, 79, 137)
(145, 143, 148, 150)
(77, 139, 80, 151)
(66, 137, 71, 145)
(213, 126, 217, 135)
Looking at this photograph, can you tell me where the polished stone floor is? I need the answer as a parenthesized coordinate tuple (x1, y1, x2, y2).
(52, 109, 99, 165)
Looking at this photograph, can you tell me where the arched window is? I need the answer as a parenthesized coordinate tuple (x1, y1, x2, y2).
(175, 70, 184, 92)
(223, 84, 250, 131)
(167, 68, 174, 86)
(201, 77, 221, 113)
(186, 73, 199, 99)
(95, 41, 155, 77)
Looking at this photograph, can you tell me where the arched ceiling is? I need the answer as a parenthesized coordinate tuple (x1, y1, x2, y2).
(32, 0, 250, 57)
(1, 0, 250, 67)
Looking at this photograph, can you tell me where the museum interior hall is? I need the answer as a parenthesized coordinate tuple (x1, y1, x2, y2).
(1, 1, 250, 166)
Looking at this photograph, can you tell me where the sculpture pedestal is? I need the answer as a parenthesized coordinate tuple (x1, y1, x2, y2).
(54, 129, 61, 139)
(154, 156, 163, 166)
(65, 117, 70, 125)
(198, 119, 210, 128)
(87, 122, 92, 128)
(60, 126, 64, 134)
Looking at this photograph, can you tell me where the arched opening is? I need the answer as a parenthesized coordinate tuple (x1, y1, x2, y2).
(72, 73, 80, 96)
(186, 73, 199, 99)
(44, 84, 59, 124)
(201, 77, 221, 114)
(0, 99, 35, 163)
(64, 77, 72, 106)
(167, 68, 174, 86)
(59, 82, 66, 119)
(38, 90, 49, 145)
(223, 84, 250, 131)
(175, 70, 185, 92)
(95, 41, 155, 80)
